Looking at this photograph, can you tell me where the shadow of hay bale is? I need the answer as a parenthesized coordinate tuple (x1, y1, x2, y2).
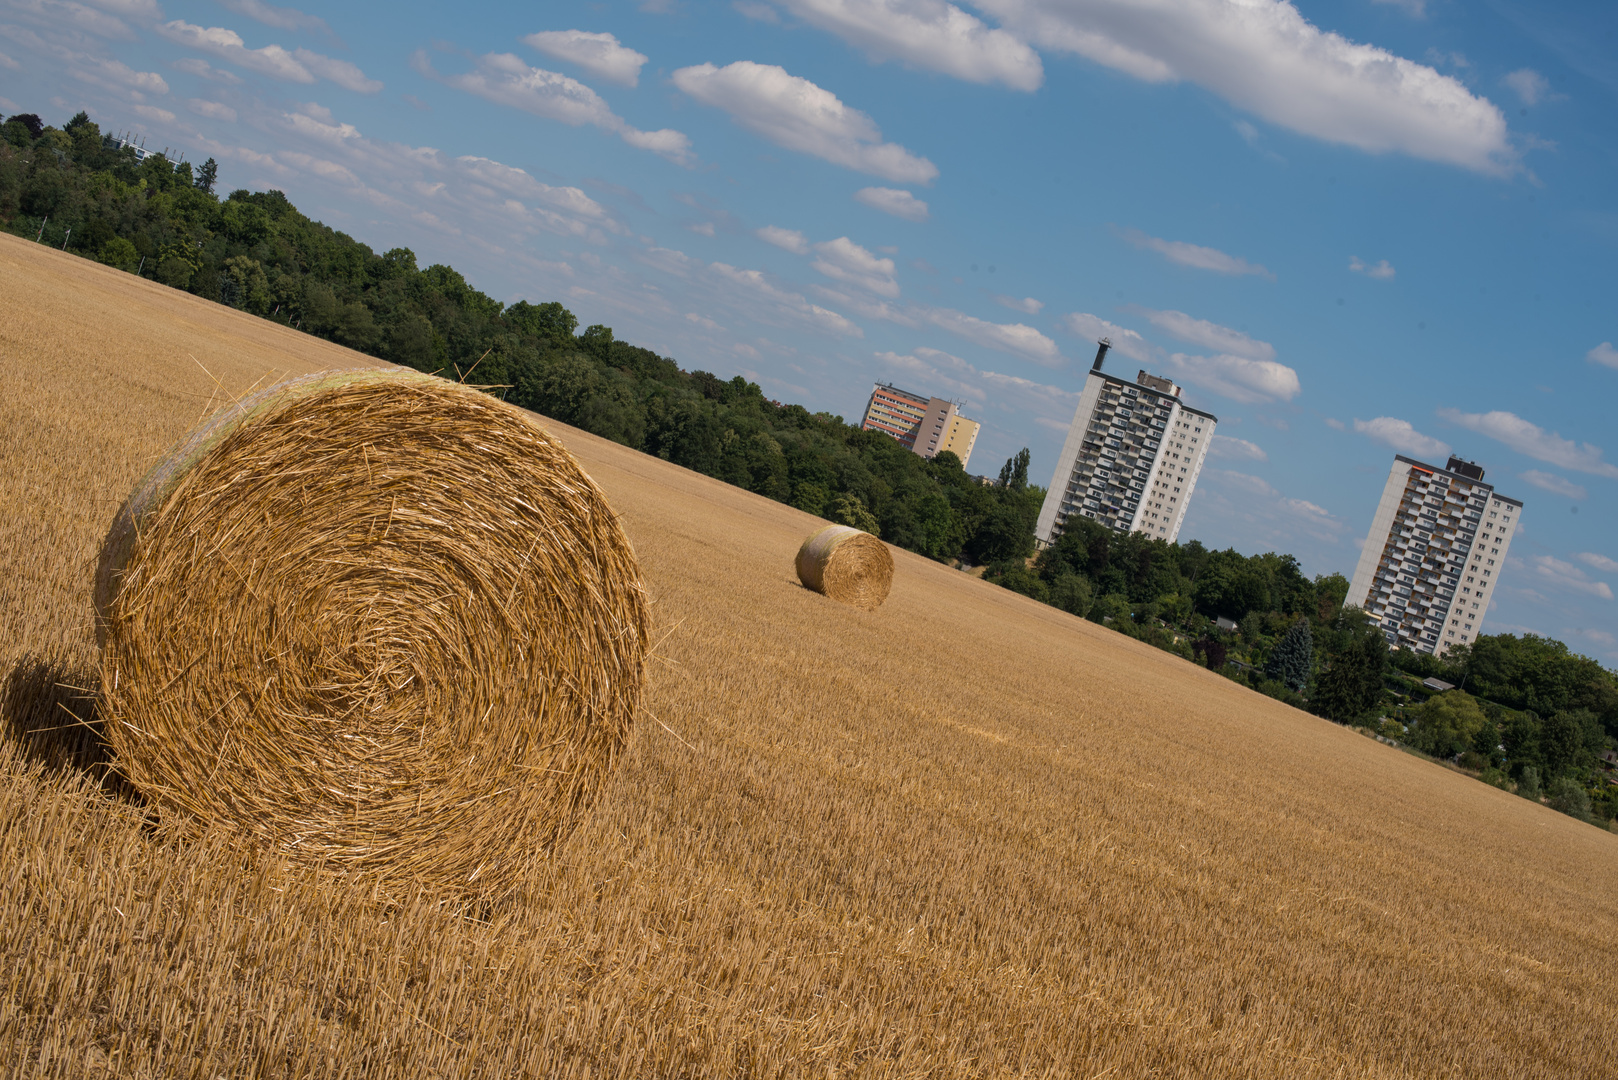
(1, 651, 140, 803)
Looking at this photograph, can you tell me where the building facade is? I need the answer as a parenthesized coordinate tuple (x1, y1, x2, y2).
(860, 383, 980, 468)
(1346, 455, 1522, 656)
(1035, 342, 1216, 545)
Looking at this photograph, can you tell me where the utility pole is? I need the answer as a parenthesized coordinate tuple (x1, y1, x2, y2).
(61, 228, 71, 250)
(35, 216, 47, 242)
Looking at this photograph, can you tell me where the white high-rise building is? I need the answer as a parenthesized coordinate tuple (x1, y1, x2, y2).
(1346, 455, 1523, 656)
(1036, 341, 1217, 545)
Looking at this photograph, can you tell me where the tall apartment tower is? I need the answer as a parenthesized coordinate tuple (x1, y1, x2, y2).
(860, 383, 981, 468)
(1346, 455, 1523, 656)
(1036, 341, 1217, 545)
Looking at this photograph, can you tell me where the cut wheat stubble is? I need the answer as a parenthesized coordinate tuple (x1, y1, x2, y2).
(92, 368, 649, 896)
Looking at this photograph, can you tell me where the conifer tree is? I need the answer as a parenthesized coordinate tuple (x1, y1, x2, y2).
(1266, 617, 1313, 693)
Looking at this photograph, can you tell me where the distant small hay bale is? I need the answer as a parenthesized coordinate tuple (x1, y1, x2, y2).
(795, 525, 893, 611)
(94, 368, 648, 897)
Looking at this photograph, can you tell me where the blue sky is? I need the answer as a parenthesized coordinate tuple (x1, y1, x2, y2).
(5, 0, 1617, 660)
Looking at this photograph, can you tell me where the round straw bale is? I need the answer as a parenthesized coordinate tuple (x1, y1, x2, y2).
(794, 524, 893, 610)
(94, 368, 648, 896)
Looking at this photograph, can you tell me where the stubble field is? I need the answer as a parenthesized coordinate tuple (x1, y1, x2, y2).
(2, 231, 1615, 1078)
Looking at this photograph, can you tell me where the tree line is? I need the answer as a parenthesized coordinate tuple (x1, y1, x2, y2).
(6, 109, 1614, 825)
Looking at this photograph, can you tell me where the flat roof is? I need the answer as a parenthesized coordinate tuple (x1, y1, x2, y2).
(1393, 455, 1523, 507)
(1087, 369, 1219, 424)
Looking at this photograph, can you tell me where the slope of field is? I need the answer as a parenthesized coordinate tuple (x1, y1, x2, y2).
(2, 232, 1615, 1078)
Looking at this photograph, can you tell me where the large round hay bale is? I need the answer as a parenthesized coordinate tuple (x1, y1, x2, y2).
(794, 524, 893, 610)
(94, 368, 648, 896)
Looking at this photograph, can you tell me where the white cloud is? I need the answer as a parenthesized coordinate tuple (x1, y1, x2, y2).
(1211, 470, 1279, 496)
(671, 61, 937, 183)
(158, 20, 379, 90)
(685, 312, 725, 332)
(292, 48, 381, 92)
(1531, 555, 1613, 601)
(1502, 68, 1552, 107)
(1138, 308, 1274, 361)
(1370, 0, 1424, 16)
(756, 225, 810, 253)
(1587, 342, 1618, 370)
(159, 20, 312, 80)
(1437, 408, 1618, 478)
(774, 0, 1043, 91)
(853, 185, 929, 221)
(1575, 552, 1618, 574)
(218, 0, 331, 35)
(1210, 434, 1267, 461)
(188, 98, 237, 121)
(172, 57, 242, 83)
(422, 51, 692, 164)
(1520, 470, 1586, 499)
(1164, 352, 1301, 403)
(524, 30, 648, 87)
(1121, 228, 1273, 278)
(811, 236, 899, 297)
(993, 294, 1042, 315)
(975, 0, 1514, 174)
(1352, 416, 1450, 458)
(102, 59, 169, 94)
(921, 306, 1061, 364)
(1324, 417, 1345, 430)
(83, 0, 162, 17)
(454, 156, 613, 221)
(705, 261, 865, 338)
(1060, 312, 1152, 363)
(1349, 255, 1395, 279)
(131, 104, 176, 124)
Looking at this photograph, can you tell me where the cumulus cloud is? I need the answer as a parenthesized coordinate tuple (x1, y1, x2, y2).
(672, 61, 937, 183)
(131, 104, 177, 124)
(1437, 408, 1618, 478)
(188, 98, 238, 121)
(158, 21, 380, 90)
(524, 30, 648, 87)
(1587, 342, 1618, 370)
(1352, 416, 1450, 458)
(773, 0, 1043, 90)
(710, 262, 864, 337)
(854, 185, 929, 221)
(218, 0, 332, 36)
(1060, 312, 1152, 363)
(102, 59, 169, 94)
(1520, 470, 1586, 499)
(1211, 470, 1279, 496)
(1210, 435, 1267, 461)
(292, 49, 382, 92)
(1349, 255, 1395, 279)
(1138, 308, 1274, 361)
(756, 225, 810, 253)
(172, 57, 242, 83)
(1120, 228, 1273, 278)
(1164, 353, 1301, 403)
(1531, 555, 1613, 601)
(1502, 68, 1553, 107)
(975, 0, 1514, 173)
(1576, 552, 1618, 574)
(921, 306, 1061, 363)
(421, 51, 692, 164)
(993, 294, 1042, 315)
(811, 236, 899, 297)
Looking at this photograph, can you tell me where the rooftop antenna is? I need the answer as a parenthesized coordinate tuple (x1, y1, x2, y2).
(1091, 337, 1112, 372)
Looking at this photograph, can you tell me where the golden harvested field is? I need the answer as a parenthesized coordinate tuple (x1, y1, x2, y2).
(2, 231, 1616, 1078)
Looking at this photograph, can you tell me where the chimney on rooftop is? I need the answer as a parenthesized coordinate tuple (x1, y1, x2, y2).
(1091, 338, 1111, 372)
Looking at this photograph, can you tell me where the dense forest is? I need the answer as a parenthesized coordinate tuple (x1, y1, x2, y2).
(6, 109, 1615, 825)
